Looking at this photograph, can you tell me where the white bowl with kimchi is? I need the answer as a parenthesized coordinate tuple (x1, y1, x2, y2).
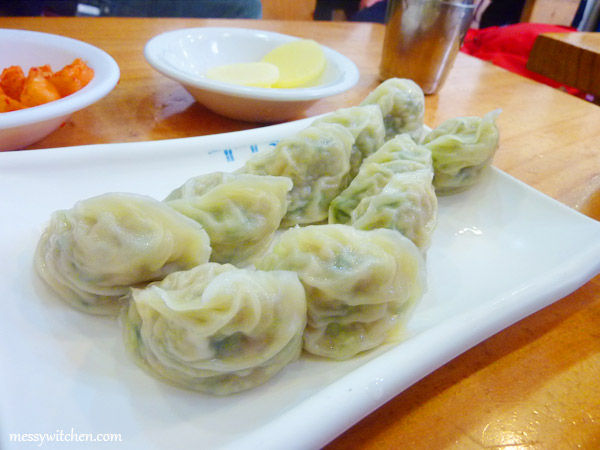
(0, 29, 119, 151)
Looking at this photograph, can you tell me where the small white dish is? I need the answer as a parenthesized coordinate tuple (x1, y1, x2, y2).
(144, 27, 360, 122)
(0, 29, 120, 151)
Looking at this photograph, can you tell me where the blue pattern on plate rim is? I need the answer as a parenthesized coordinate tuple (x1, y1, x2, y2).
(208, 141, 280, 164)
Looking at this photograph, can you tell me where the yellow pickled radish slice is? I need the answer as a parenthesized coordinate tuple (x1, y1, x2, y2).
(205, 62, 280, 87)
(261, 39, 326, 88)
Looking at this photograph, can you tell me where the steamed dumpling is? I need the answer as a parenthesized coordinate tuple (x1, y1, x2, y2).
(345, 170, 437, 251)
(35, 193, 211, 315)
(329, 134, 437, 250)
(164, 172, 292, 265)
(312, 105, 385, 178)
(363, 133, 432, 172)
(257, 225, 426, 360)
(122, 263, 307, 395)
(238, 122, 354, 226)
(361, 78, 425, 141)
(422, 109, 501, 195)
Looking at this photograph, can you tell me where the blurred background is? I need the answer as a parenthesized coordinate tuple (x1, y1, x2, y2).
(1, 0, 597, 101)
(0, 0, 595, 29)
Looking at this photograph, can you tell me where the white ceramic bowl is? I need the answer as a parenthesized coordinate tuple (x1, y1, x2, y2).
(144, 27, 359, 123)
(0, 29, 120, 151)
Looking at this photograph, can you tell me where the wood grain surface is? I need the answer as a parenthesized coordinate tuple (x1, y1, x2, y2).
(2, 17, 599, 449)
(527, 32, 600, 98)
(521, 0, 580, 26)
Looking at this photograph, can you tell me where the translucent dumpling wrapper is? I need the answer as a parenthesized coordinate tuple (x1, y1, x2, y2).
(361, 78, 425, 142)
(164, 172, 292, 265)
(122, 263, 307, 395)
(422, 109, 501, 195)
(312, 105, 385, 179)
(237, 122, 354, 227)
(329, 134, 437, 250)
(346, 170, 437, 251)
(363, 133, 432, 172)
(257, 225, 426, 360)
(34, 193, 212, 315)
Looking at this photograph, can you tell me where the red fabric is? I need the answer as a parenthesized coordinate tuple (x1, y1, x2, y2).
(460, 23, 584, 97)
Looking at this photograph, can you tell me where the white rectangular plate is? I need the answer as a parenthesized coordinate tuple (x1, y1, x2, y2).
(1, 120, 600, 450)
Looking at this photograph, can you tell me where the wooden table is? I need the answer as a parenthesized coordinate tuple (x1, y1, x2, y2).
(3, 17, 600, 449)
(527, 32, 600, 99)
